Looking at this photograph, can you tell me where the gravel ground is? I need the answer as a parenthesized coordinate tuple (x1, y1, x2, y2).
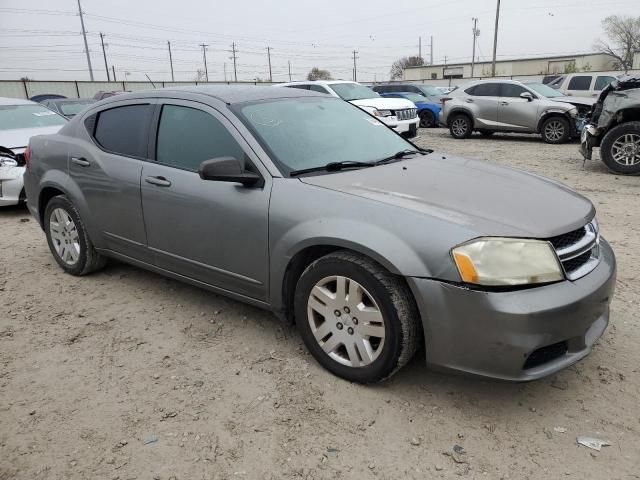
(1, 129, 639, 480)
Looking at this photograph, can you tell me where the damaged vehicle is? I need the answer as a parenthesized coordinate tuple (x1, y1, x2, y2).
(580, 76, 640, 175)
(0, 97, 67, 207)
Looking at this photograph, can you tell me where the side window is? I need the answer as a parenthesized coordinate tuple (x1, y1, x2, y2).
(286, 84, 310, 90)
(155, 105, 245, 172)
(469, 83, 500, 96)
(567, 76, 592, 91)
(501, 84, 528, 97)
(375, 86, 390, 93)
(408, 86, 421, 94)
(93, 104, 151, 157)
(464, 86, 476, 95)
(309, 85, 329, 94)
(594, 76, 615, 91)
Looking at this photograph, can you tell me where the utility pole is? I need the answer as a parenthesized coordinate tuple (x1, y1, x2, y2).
(111, 65, 116, 82)
(471, 18, 479, 77)
(491, 0, 501, 77)
(167, 41, 175, 82)
(200, 43, 209, 82)
(419, 36, 422, 60)
(230, 42, 238, 82)
(288, 60, 292, 82)
(430, 35, 434, 65)
(266, 46, 273, 82)
(99, 32, 110, 81)
(224, 62, 227, 82)
(352, 50, 358, 82)
(76, 0, 94, 81)
(443, 55, 448, 65)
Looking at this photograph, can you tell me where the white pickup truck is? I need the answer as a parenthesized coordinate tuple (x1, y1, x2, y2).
(276, 81, 419, 137)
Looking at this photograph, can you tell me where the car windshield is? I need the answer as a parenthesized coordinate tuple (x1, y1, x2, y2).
(0, 104, 67, 130)
(59, 101, 94, 116)
(525, 82, 564, 98)
(235, 97, 414, 176)
(416, 85, 441, 96)
(329, 83, 379, 101)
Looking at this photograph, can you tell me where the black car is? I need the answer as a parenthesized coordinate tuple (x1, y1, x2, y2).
(580, 75, 640, 175)
(372, 83, 442, 103)
(41, 98, 95, 119)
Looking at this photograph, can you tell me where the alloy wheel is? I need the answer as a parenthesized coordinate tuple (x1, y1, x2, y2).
(49, 208, 80, 266)
(611, 133, 640, 166)
(451, 118, 468, 137)
(307, 275, 386, 368)
(544, 120, 565, 142)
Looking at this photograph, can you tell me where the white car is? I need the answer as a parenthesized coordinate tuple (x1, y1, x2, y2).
(0, 97, 67, 207)
(276, 81, 419, 137)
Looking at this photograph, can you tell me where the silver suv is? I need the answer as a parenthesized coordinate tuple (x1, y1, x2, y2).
(441, 80, 579, 143)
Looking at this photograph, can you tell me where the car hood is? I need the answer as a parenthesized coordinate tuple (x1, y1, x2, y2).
(552, 96, 596, 107)
(350, 97, 416, 110)
(300, 154, 594, 238)
(0, 125, 63, 151)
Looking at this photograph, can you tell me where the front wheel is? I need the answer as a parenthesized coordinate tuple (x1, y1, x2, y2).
(44, 195, 107, 275)
(599, 121, 640, 175)
(294, 251, 421, 383)
(541, 116, 570, 144)
(419, 110, 436, 128)
(449, 114, 473, 139)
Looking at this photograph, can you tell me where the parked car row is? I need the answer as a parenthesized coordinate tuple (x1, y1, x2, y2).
(18, 85, 615, 384)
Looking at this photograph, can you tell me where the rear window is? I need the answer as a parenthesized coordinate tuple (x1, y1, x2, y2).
(567, 76, 592, 91)
(0, 104, 67, 130)
(93, 104, 151, 157)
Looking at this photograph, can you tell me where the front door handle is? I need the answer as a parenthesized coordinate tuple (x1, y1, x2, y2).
(145, 176, 171, 187)
(465, 98, 474, 103)
(71, 156, 90, 167)
(500, 101, 509, 106)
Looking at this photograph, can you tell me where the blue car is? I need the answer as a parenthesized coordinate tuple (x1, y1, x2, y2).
(380, 92, 441, 128)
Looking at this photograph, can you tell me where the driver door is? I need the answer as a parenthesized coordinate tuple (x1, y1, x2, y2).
(497, 83, 538, 131)
(141, 101, 271, 301)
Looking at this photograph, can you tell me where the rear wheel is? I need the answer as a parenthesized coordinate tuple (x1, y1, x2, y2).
(449, 113, 473, 139)
(541, 116, 570, 144)
(294, 251, 421, 383)
(600, 121, 640, 175)
(44, 195, 107, 275)
(419, 110, 436, 128)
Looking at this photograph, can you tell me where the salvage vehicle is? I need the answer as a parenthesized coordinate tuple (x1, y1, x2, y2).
(441, 80, 583, 143)
(41, 98, 95, 119)
(379, 91, 441, 128)
(276, 81, 419, 137)
(0, 97, 67, 207)
(580, 75, 640, 174)
(372, 83, 443, 103)
(24, 86, 615, 383)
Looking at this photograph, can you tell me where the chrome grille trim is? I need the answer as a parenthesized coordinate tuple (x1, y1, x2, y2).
(394, 108, 417, 121)
(550, 221, 600, 281)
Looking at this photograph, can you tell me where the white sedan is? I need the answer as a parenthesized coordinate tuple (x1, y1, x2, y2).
(0, 97, 67, 207)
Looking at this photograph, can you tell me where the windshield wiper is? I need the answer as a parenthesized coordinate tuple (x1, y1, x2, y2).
(373, 149, 430, 165)
(289, 160, 375, 177)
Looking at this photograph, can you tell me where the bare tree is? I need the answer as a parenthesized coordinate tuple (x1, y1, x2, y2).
(194, 69, 207, 82)
(390, 56, 424, 80)
(307, 67, 332, 81)
(594, 15, 640, 71)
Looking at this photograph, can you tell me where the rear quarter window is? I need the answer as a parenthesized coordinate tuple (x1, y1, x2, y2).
(93, 104, 151, 158)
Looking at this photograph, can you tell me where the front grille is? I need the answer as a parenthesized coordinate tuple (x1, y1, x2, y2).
(545, 221, 600, 280)
(395, 108, 417, 121)
(524, 341, 568, 370)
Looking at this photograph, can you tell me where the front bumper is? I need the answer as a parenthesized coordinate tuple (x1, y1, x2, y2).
(579, 124, 600, 160)
(407, 239, 616, 381)
(0, 166, 25, 207)
(383, 117, 419, 134)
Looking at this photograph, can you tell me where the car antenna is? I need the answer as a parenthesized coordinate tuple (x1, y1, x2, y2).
(145, 74, 157, 89)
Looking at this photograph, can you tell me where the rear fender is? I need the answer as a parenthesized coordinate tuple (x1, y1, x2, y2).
(445, 107, 474, 126)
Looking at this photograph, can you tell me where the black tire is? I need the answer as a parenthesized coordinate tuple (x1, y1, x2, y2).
(449, 113, 473, 139)
(44, 195, 107, 276)
(599, 121, 640, 175)
(294, 251, 421, 383)
(479, 130, 495, 137)
(419, 110, 436, 128)
(541, 116, 570, 144)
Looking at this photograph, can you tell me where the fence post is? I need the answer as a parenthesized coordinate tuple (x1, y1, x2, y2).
(122, 81, 126, 91)
(22, 80, 29, 99)
(75, 81, 80, 98)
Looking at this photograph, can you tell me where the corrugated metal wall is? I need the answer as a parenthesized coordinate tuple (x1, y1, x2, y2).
(0, 80, 277, 100)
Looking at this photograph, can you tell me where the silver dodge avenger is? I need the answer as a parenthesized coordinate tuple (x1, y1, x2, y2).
(23, 86, 616, 383)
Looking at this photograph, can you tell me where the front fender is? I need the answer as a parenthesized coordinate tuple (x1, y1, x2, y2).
(537, 108, 573, 132)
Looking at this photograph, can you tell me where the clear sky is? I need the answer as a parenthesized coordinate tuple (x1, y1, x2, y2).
(0, 0, 638, 82)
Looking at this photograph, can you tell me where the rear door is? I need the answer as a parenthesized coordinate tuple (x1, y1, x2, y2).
(497, 83, 537, 131)
(70, 102, 154, 261)
(464, 83, 501, 128)
(140, 100, 271, 301)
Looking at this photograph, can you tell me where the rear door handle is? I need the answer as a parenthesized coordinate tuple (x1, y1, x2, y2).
(71, 156, 90, 167)
(145, 176, 171, 187)
(500, 101, 509, 106)
(465, 98, 474, 103)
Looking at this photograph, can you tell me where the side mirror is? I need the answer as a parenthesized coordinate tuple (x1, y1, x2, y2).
(198, 157, 262, 187)
(520, 92, 534, 101)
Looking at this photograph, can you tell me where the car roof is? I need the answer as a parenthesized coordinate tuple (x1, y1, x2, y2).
(277, 80, 358, 87)
(96, 85, 327, 106)
(46, 98, 94, 105)
(0, 97, 38, 106)
(459, 79, 525, 89)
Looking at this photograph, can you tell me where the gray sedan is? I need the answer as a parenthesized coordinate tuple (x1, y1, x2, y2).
(23, 86, 616, 383)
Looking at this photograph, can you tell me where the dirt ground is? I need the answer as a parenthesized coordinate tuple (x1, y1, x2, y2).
(1, 129, 639, 480)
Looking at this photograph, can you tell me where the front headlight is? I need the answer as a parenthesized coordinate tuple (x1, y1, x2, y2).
(373, 109, 393, 117)
(451, 238, 564, 286)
